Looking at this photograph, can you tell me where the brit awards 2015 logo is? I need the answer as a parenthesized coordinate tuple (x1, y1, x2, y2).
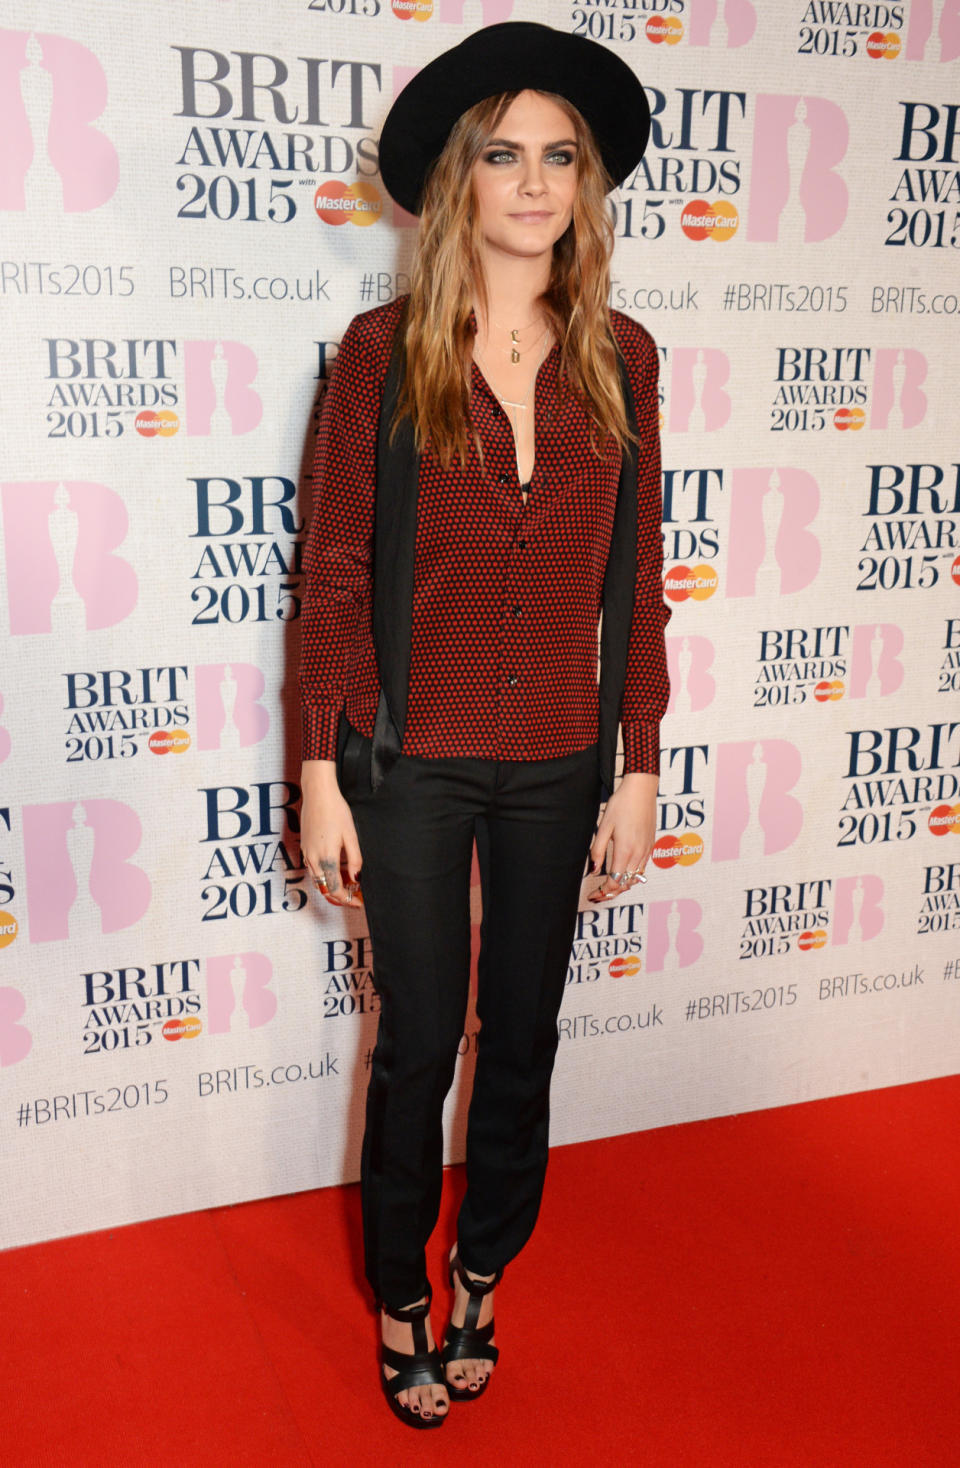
(857, 462, 959, 593)
(887, 99, 960, 247)
(199, 781, 305, 922)
(659, 348, 732, 432)
(748, 95, 849, 242)
(568, 902, 644, 985)
(62, 667, 190, 764)
(321, 934, 378, 1018)
(737, 873, 884, 960)
(666, 635, 716, 714)
(840, 722, 960, 847)
(206, 954, 277, 1033)
(0, 31, 118, 213)
(712, 740, 804, 861)
(917, 862, 960, 935)
(628, 85, 745, 242)
(793, 4, 906, 61)
(81, 959, 201, 1054)
(195, 664, 270, 750)
(770, 347, 928, 432)
(189, 476, 303, 628)
(0, 987, 31, 1067)
(40, 338, 262, 441)
(1, 481, 137, 636)
(752, 623, 905, 707)
(626, 86, 848, 243)
(726, 468, 821, 598)
(172, 44, 381, 226)
(22, 799, 151, 943)
(568, 896, 704, 982)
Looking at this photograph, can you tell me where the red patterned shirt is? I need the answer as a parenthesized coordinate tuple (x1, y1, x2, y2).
(300, 297, 670, 775)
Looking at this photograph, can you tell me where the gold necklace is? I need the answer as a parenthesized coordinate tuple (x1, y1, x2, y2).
(488, 315, 547, 363)
(474, 330, 550, 405)
(474, 332, 551, 481)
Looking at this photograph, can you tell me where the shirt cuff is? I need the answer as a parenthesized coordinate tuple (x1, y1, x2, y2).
(301, 703, 342, 762)
(621, 720, 660, 777)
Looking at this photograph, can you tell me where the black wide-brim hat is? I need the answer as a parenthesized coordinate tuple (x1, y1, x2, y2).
(378, 21, 650, 216)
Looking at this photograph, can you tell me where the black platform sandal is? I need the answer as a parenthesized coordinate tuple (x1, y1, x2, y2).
(379, 1285, 447, 1430)
(441, 1249, 502, 1402)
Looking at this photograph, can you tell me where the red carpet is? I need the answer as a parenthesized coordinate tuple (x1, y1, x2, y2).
(3, 1075, 959, 1466)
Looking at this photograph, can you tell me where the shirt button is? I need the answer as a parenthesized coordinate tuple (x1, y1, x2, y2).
(517, 538, 527, 549)
(506, 674, 518, 688)
(497, 472, 508, 485)
(512, 605, 522, 618)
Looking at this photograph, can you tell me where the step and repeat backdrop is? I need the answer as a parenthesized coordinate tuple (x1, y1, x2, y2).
(2, 0, 959, 1250)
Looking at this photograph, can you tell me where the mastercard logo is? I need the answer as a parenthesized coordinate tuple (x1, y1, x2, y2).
(663, 564, 718, 602)
(0, 909, 19, 948)
(646, 16, 683, 44)
(834, 406, 865, 431)
(148, 728, 191, 756)
(798, 929, 827, 952)
(392, 0, 433, 16)
(163, 1016, 202, 1041)
(929, 804, 960, 836)
(135, 409, 179, 438)
(651, 832, 703, 870)
(608, 955, 642, 978)
(814, 680, 844, 702)
(952, 555, 960, 587)
(681, 200, 738, 242)
(315, 180, 383, 227)
(867, 31, 901, 58)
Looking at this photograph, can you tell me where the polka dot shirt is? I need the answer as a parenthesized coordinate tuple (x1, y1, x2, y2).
(300, 296, 671, 775)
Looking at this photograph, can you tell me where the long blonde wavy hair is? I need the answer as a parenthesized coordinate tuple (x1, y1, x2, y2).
(396, 90, 629, 469)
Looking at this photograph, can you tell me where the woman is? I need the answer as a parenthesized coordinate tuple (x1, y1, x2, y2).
(299, 22, 670, 1428)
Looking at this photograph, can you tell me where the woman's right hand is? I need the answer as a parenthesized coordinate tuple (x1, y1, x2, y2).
(300, 759, 364, 908)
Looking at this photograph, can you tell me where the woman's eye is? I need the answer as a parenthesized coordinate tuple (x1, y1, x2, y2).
(483, 149, 515, 165)
(547, 150, 575, 166)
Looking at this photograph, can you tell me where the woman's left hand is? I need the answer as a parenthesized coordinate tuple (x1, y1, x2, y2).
(589, 771, 659, 902)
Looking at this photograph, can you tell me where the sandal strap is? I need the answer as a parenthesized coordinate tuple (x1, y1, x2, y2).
(378, 1280, 433, 1322)
(381, 1342, 444, 1395)
(450, 1251, 501, 1334)
(450, 1251, 501, 1298)
(442, 1320, 499, 1368)
(379, 1283, 433, 1356)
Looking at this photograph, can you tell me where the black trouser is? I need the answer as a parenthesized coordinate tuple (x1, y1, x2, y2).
(338, 724, 601, 1310)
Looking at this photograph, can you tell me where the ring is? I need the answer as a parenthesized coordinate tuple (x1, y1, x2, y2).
(610, 871, 624, 883)
(315, 877, 328, 894)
